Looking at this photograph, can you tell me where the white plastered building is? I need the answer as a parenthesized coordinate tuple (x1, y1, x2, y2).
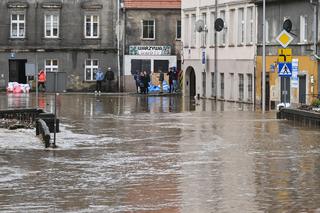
(182, 0, 256, 103)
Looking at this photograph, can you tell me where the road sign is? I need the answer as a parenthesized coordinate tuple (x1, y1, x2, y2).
(278, 63, 292, 77)
(278, 48, 292, 63)
(276, 30, 294, 48)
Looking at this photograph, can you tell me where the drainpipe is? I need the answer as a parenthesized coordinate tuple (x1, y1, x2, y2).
(117, 0, 121, 92)
(214, 0, 218, 99)
(262, 0, 266, 112)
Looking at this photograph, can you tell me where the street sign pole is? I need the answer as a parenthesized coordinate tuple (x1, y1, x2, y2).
(262, 0, 266, 112)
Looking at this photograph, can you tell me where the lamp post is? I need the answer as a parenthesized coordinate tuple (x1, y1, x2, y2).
(262, 0, 266, 112)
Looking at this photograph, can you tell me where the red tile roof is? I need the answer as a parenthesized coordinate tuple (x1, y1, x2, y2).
(124, 0, 181, 9)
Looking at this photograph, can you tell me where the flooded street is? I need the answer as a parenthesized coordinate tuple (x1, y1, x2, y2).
(0, 93, 320, 212)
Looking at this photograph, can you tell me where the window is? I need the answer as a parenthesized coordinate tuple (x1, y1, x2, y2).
(300, 15, 307, 43)
(184, 15, 190, 46)
(230, 73, 234, 99)
(142, 20, 155, 39)
(85, 59, 99, 81)
(11, 13, 25, 38)
(132, 59, 152, 74)
(219, 10, 226, 45)
(247, 7, 254, 44)
(45, 59, 58, 72)
(153, 60, 168, 73)
(220, 73, 224, 99)
(85, 15, 99, 38)
(265, 20, 269, 43)
(211, 72, 215, 97)
(229, 9, 235, 45)
(210, 12, 215, 46)
(247, 74, 253, 101)
(239, 74, 244, 100)
(238, 8, 245, 45)
(191, 14, 196, 46)
(45, 14, 59, 38)
(201, 12, 207, 46)
(176, 20, 181, 40)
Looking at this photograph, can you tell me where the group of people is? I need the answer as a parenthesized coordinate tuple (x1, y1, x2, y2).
(95, 67, 114, 95)
(134, 71, 151, 94)
(167, 67, 178, 93)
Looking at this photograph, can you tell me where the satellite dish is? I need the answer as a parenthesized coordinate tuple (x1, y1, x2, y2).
(283, 19, 292, 33)
(195, 19, 205, 32)
(214, 18, 224, 32)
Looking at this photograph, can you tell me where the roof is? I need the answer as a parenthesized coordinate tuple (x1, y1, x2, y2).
(124, 0, 181, 9)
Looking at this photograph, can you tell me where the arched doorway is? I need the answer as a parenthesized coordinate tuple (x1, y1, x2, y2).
(185, 66, 196, 97)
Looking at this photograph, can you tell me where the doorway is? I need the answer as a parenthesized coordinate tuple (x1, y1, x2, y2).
(9, 59, 27, 83)
(185, 66, 196, 97)
(280, 76, 290, 103)
(299, 75, 306, 104)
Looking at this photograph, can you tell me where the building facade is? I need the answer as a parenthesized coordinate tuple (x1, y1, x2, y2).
(121, 0, 182, 92)
(182, 0, 256, 103)
(255, 0, 319, 109)
(0, 0, 118, 92)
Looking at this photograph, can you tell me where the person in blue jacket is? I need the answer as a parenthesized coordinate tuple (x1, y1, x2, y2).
(95, 68, 105, 95)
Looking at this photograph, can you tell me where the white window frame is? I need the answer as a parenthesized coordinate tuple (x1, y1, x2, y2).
(191, 14, 196, 47)
(44, 14, 59, 38)
(45, 59, 59, 72)
(300, 15, 308, 43)
(10, 12, 25, 38)
(238, 8, 245, 45)
(229, 9, 235, 46)
(210, 12, 215, 46)
(184, 15, 190, 46)
(219, 10, 226, 46)
(247, 7, 254, 44)
(176, 20, 181, 40)
(84, 15, 100, 38)
(85, 59, 99, 81)
(142, 19, 155, 40)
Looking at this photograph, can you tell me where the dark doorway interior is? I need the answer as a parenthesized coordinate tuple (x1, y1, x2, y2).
(280, 76, 290, 103)
(190, 68, 196, 97)
(265, 73, 270, 110)
(299, 75, 306, 104)
(9, 59, 27, 83)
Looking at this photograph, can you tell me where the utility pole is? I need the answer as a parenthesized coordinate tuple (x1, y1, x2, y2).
(262, 0, 266, 112)
(214, 0, 218, 99)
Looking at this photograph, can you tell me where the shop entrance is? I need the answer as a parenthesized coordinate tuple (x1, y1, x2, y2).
(9, 59, 27, 84)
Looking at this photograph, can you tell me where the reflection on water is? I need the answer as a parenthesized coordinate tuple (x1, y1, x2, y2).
(0, 94, 319, 212)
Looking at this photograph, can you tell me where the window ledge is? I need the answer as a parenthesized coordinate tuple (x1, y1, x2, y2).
(141, 38, 155, 41)
(8, 37, 27, 41)
(42, 37, 62, 40)
(228, 44, 235, 47)
(183, 46, 189, 48)
(218, 45, 225, 48)
(237, 44, 244, 47)
(176, 38, 181, 41)
(82, 37, 101, 40)
(246, 43, 254, 46)
(209, 45, 215, 48)
(190, 46, 196, 49)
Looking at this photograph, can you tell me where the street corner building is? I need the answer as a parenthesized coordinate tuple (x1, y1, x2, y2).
(254, 0, 319, 109)
(0, 0, 119, 92)
(120, 0, 182, 92)
(182, 0, 256, 102)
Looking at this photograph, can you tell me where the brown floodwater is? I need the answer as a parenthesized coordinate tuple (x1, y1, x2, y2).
(0, 93, 319, 212)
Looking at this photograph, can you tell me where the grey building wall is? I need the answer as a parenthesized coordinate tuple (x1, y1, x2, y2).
(256, 0, 316, 55)
(0, 0, 118, 91)
(124, 9, 182, 60)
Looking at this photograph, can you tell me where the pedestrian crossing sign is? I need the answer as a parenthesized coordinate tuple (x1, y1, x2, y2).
(278, 63, 292, 77)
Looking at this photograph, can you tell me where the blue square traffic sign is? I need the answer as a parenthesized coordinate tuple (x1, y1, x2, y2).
(278, 63, 292, 77)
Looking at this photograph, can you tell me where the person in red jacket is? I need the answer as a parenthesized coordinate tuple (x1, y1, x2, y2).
(38, 69, 46, 91)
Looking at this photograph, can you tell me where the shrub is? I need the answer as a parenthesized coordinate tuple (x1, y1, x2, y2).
(311, 99, 320, 107)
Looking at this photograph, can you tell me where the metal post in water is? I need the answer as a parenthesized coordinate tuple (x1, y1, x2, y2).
(262, 0, 266, 112)
(35, 53, 38, 109)
(53, 72, 57, 147)
(214, 0, 218, 99)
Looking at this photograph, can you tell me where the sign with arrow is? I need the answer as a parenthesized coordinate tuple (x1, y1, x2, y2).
(278, 63, 292, 77)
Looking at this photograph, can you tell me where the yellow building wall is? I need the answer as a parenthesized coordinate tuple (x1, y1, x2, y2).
(256, 56, 318, 106)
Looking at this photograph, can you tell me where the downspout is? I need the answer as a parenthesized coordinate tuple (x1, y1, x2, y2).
(117, 0, 121, 92)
